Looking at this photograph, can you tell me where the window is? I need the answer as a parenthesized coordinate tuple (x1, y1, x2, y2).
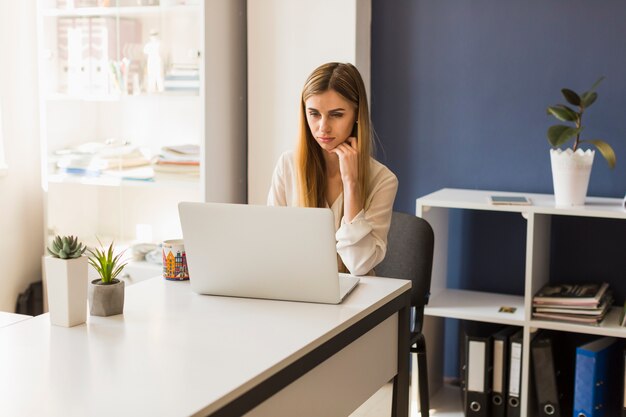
(0, 99, 7, 176)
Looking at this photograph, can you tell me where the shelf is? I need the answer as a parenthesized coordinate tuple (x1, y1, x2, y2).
(40, 3, 200, 18)
(47, 172, 200, 189)
(425, 289, 525, 326)
(417, 187, 626, 415)
(530, 306, 626, 338)
(44, 91, 200, 102)
(47, 172, 200, 188)
(417, 188, 626, 219)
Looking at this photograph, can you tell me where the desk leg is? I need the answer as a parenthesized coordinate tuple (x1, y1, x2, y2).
(391, 294, 410, 417)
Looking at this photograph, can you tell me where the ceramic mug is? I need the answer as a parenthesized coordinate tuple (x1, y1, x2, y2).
(162, 239, 189, 280)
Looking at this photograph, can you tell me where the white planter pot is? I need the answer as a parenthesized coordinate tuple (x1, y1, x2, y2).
(44, 256, 88, 327)
(550, 148, 595, 206)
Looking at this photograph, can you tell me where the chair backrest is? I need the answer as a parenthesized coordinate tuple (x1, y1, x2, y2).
(376, 211, 434, 322)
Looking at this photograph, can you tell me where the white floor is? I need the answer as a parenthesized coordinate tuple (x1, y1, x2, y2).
(350, 383, 464, 417)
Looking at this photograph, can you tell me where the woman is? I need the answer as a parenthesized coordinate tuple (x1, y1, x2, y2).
(267, 62, 398, 276)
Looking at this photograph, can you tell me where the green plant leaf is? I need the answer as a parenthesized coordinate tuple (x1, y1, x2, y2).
(589, 75, 605, 92)
(547, 105, 578, 122)
(583, 139, 616, 169)
(87, 238, 127, 284)
(561, 88, 581, 106)
(580, 91, 598, 108)
(547, 125, 580, 147)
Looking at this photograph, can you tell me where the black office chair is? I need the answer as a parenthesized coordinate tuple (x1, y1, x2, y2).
(376, 211, 434, 417)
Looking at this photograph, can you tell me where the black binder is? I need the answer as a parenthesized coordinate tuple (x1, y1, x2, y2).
(531, 332, 561, 417)
(466, 335, 491, 416)
(491, 326, 518, 417)
(463, 321, 501, 417)
(507, 329, 523, 417)
(622, 347, 626, 417)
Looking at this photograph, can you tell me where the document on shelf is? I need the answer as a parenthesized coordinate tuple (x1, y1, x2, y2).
(488, 195, 532, 205)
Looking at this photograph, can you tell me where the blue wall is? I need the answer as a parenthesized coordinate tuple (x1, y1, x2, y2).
(371, 0, 626, 378)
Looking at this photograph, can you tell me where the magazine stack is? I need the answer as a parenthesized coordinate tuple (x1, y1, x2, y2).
(153, 144, 200, 177)
(532, 282, 612, 325)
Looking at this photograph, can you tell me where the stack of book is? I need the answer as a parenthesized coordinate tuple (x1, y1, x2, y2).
(532, 282, 612, 325)
(163, 63, 200, 94)
(54, 141, 152, 179)
(153, 144, 200, 176)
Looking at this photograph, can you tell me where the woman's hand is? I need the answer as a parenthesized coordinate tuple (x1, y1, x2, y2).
(329, 137, 359, 187)
(329, 137, 362, 222)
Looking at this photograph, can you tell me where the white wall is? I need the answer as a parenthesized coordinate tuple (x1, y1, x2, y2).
(247, 0, 371, 204)
(0, 0, 45, 312)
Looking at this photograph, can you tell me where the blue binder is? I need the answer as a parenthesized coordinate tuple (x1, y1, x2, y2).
(573, 336, 619, 417)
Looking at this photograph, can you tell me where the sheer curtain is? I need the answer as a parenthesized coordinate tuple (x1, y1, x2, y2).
(0, 97, 7, 175)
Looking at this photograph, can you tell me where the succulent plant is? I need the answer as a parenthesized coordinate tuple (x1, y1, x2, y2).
(87, 238, 128, 285)
(47, 235, 87, 259)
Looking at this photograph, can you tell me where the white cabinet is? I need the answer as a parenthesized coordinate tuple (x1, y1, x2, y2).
(416, 188, 626, 416)
(36, 0, 246, 272)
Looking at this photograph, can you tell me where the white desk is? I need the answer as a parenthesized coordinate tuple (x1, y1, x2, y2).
(0, 276, 411, 417)
(0, 312, 31, 328)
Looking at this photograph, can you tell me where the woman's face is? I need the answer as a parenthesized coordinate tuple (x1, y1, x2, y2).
(304, 89, 357, 151)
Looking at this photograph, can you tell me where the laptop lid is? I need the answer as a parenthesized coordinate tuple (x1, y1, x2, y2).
(178, 202, 358, 304)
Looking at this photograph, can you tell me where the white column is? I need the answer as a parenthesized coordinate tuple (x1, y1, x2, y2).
(204, 0, 248, 204)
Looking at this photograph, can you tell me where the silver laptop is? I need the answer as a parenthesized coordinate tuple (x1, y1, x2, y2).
(178, 202, 360, 304)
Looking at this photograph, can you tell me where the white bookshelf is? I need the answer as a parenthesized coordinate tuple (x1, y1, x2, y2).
(416, 188, 626, 417)
(37, 0, 246, 249)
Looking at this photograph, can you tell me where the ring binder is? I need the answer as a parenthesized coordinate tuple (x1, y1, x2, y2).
(531, 332, 561, 417)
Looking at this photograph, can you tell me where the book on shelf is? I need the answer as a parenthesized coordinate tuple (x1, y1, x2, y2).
(533, 295, 612, 316)
(152, 163, 200, 175)
(160, 144, 200, 157)
(532, 309, 610, 325)
(54, 142, 151, 173)
(153, 143, 200, 175)
(155, 159, 199, 166)
(533, 289, 612, 325)
(533, 282, 609, 307)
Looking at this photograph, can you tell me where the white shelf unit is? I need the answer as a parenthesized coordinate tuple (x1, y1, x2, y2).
(416, 188, 626, 417)
(37, 0, 204, 248)
(36, 0, 247, 303)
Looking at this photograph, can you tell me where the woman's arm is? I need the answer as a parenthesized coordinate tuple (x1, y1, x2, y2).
(267, 153, 289, 206)
(335, 168, 398, 275)
(329, 137, 361, 221)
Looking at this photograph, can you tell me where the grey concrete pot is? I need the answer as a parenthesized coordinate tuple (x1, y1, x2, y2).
(88, 279, 125, 317)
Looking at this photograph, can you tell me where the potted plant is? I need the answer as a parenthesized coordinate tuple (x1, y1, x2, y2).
(547, 76, 616, 206)
(87, 239, 128, 317)
(45, 235, 88, 327)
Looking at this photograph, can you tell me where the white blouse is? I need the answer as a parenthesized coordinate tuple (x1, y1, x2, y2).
(267, 151, 398, 276)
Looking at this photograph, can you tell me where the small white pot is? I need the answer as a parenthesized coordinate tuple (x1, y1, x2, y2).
(44, 255, 88, 327)
(550, 148, 595, 206)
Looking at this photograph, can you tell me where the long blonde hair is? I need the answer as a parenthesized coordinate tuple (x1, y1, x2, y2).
(295, 62, 372, 208)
